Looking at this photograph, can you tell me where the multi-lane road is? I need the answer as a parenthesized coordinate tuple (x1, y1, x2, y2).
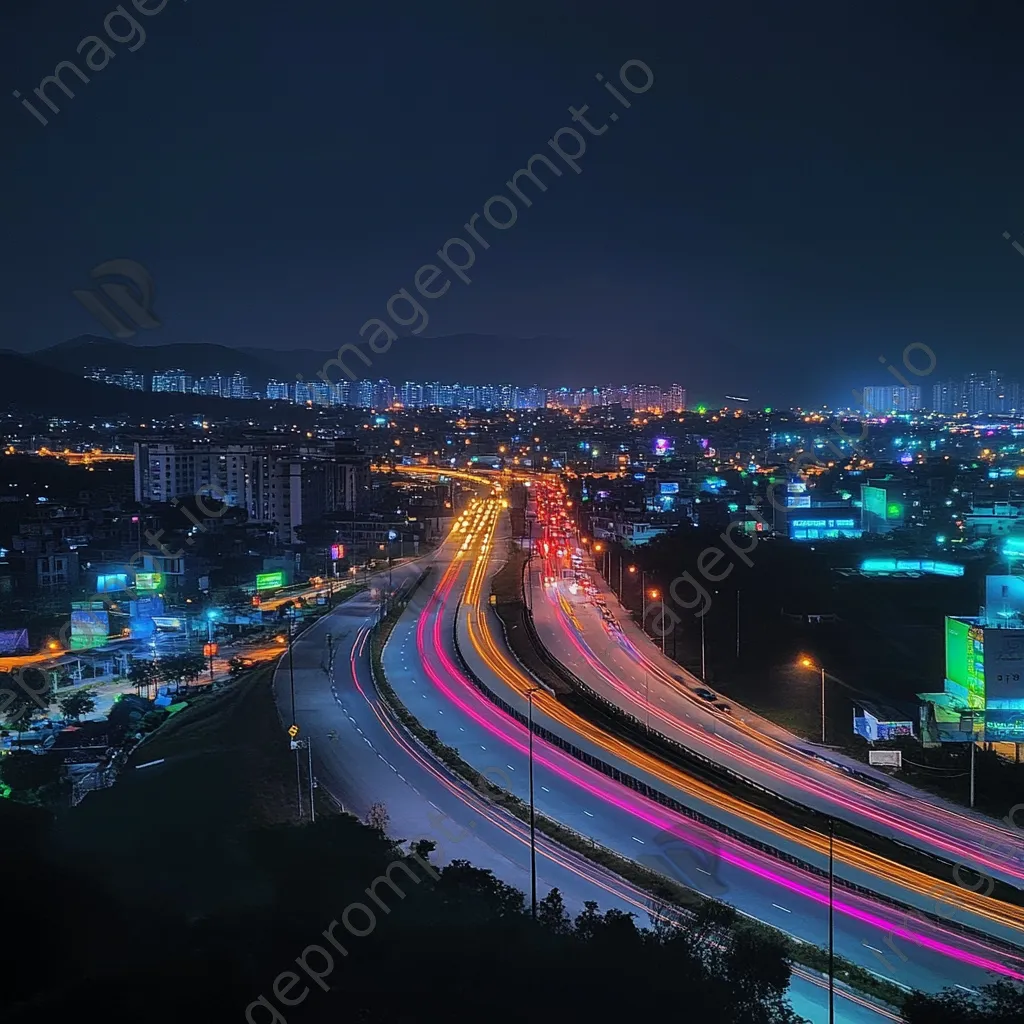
(270, 538, 893, 1019)
(530, 528, 1024, 892)
(272, 473, 1024, 1022)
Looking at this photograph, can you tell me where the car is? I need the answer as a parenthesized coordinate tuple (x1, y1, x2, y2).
(694, 687, 717, 702)
(713, 702, 731, 714)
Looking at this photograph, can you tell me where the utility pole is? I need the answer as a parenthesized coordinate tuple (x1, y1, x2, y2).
(828, 816, 835, 1024)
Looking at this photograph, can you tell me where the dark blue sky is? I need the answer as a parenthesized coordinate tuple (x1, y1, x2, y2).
(4, 0, 1024, 406)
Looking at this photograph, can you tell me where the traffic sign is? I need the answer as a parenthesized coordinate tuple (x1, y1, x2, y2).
(288, 724, 299, 738)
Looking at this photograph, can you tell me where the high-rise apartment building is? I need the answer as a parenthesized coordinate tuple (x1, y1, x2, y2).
(134, 439, 370, 545)
(861, 385, 921, 414)
(666, 384, 686, 412)
(266, 380, 290, 401)
(85, 367, 146, 390)
(151, 370, 193, 394)
(931, 380, 962, 415)
(929, 372, 1022, 416)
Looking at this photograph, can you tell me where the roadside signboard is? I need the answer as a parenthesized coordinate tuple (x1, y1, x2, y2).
(256, 571, 285, 591)
(868, 750, 902, 768)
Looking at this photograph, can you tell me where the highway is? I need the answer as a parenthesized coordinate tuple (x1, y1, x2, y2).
(378, 490, 1024, 1006)
(270, 560, 685, 919)
(270, 505, 899, 1021)
(526, 479, 1024, 891)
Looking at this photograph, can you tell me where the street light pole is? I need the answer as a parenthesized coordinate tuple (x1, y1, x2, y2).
(288, 610, 301, 818)
(736, 589, 741, 659)
(526, 686, 540, 922)
(970, 736, 976, 808)
(207, 615, 215, 681)
(307, 737, 315, 823)
(821, 665, 827, 744)
(645, 670, 650, 730)
(700, 614, 706, 679)
(828, 816, 835, 1024)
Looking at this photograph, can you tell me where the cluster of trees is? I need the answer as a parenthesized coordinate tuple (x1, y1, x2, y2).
(1, 792, 1016, 1023)
(126, 651, 207, 696)
(0, 668, 97, 732)
(0, 802, 809, 1023)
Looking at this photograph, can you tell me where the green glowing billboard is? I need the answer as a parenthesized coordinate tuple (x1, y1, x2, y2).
(945, 617, 985, 710)
(135, 572, 163, 591)
(256, 571, 285, 591)
(862, 485, 887, 519)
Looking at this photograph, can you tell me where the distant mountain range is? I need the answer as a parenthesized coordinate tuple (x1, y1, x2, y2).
(0, 332, 614, 418)
(23, 334, 584, 388)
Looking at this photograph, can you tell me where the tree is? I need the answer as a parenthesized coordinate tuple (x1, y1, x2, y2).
(0, 751, 62, 793)
(127, 658, 159, 698)
(410, 838, 436, 862)
(367, 801, 390, 833)
(902, 979, 1024, 1023)
(58, 688, 97, 722)
(160, 652, 206, 692)
(537, 887, 571, 935)
(0, 668, 52, 735)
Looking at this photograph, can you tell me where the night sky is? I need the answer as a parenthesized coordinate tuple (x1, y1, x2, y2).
(4, 0, 1024, 406)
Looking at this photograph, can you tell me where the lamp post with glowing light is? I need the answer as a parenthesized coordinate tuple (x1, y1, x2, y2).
(525, 685, 541, 921)
(648, 588, 666, 654)
(205, 609, 218, 681)
(800, 656, 827, 743)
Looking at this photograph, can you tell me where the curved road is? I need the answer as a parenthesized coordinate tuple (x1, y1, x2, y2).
(272, 534, 897, 1022)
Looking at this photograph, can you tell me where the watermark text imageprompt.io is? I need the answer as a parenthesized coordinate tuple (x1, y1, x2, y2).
(12, 0, 186, 128)
(309, 58, 655, 390)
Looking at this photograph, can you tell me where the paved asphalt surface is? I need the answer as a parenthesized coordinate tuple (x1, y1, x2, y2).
(528, 547, 1024, 892)
(396, 505, 1024, 996)
(270, 560, 669, 920)
(270, 524, 976, 1022)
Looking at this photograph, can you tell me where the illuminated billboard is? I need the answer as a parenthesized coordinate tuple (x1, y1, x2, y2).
(944, 618, 985, 710)
(983, 628, 1024, 701)
(135, 572, 163, 592)
(70, 609, 109, 650)
(97, 572, 128, 593)
(330, 543, 345, 561)
(984, 708, 1024, 744)
(862, 486, 887, 519)
(0, 629, 29, 654)
(256, 571, 285, 591)
(860, 559, 963, 577)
